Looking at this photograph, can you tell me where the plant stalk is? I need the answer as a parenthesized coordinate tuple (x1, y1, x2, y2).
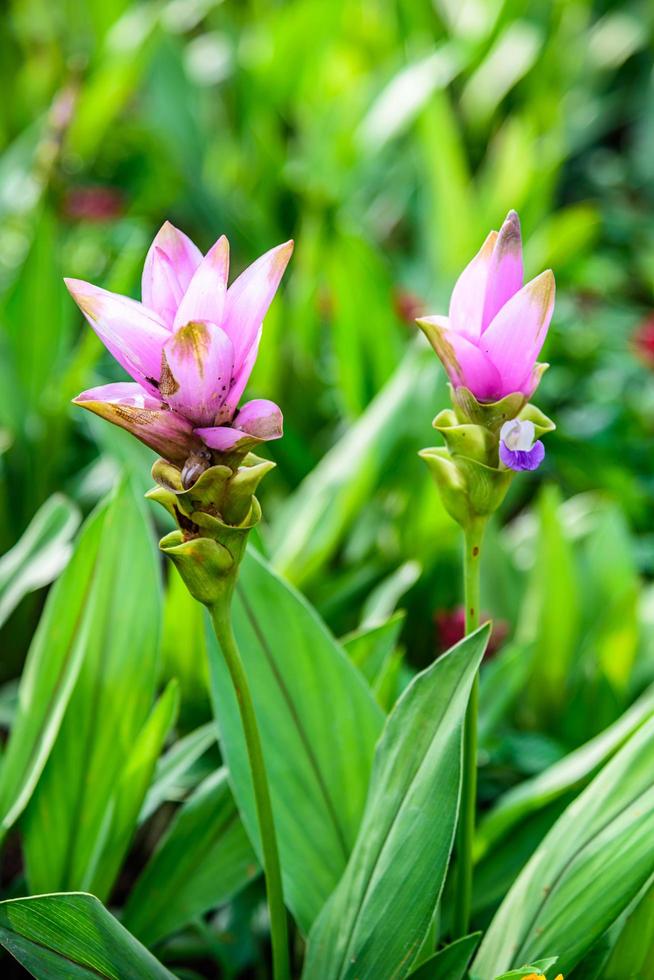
(210, 599, 290, 980)
(453, 517, 486, 938)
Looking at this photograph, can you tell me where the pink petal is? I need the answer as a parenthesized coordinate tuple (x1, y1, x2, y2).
(73, 382, 199, 465)
(481, 210, 523, 332)
(160, 320, 234, 427)
(222, 240, 293, 367)
(142, 222, 203, 327)
(234, 398, 283, 439)
(173, 235, 230, 331)
(195, 425, 253, 452)
(223, 327, 261, 416)
(64, 279, 168, 397)
(196, 398, 283, 452)
(481, 270, 555, 395)
(417, 315, 502, 401)
(448, 230, 497, 341)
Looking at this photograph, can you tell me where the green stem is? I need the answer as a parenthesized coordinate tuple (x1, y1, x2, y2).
(453, 517, 486, 938)
(210, 599, 290, 980)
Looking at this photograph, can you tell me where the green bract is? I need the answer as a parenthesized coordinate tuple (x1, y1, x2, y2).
(146, 453, 274, 606)
(420, 386, 555, 528)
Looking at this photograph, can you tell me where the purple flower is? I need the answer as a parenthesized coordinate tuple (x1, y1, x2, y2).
(66, 223, 293, 466)
(417, 211, 555, 402)
(499, 419, 545, 472)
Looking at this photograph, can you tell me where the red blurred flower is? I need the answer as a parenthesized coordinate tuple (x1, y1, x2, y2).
(63, 186, 124, 223)
(435, 605, 508, 659)
(632, 314, 654, 367)
(393, 287, 426, 325)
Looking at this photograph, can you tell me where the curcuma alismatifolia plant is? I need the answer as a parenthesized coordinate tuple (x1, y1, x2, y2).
(417, 210, 556, 941)
(68, 223, 294, 979)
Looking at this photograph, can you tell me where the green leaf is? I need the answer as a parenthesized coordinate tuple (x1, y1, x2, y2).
(0, 493, 80, 629)
(0, 499, 106, 834)
(21, 480, 163, 899)
(87, 679, 179, 899)
(0, 892, 175, 979)
(477, 683, 654, 858)
(302, 625, 490, 979)
(342, 610, 405, 684)
(520, 485, 580, 713)
(140, 721, 216, 824)
(124, 767, 258, 947)
(473, 715, 654, 976)
(408, 932, 481, 979)
(488, 958, 558, 980)
(206, 547, 384, 934)
(161, 563, 211, 728)
(269, 345, 444, 586)
(478, 642, 533, 747)
(602, 876, 654, 979)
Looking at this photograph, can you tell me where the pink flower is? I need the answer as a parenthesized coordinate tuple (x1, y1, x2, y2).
(417, 211, 555, 402)
(66, 222, 293, 468)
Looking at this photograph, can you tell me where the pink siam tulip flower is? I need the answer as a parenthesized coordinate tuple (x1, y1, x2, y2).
(417, 211, 555, 403)
(66, 223, 293, 474)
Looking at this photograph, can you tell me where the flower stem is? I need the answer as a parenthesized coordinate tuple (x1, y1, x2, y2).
(453, 517, 486, 938)
(209, 599, 290, 980)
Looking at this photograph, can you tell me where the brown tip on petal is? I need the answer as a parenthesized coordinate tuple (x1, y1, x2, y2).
(539, 268, 556, 300)
(480, 230, 499, 258)
(269, 239, 294, 278)
(211, 235, 230, 261)
(498, 210, 521, 246)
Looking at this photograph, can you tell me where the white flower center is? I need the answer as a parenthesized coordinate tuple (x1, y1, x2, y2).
(500, 418, 536, 452)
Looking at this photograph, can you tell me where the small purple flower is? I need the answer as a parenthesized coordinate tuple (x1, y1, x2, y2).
(499, 419, 545, 472)
(417, 211, 555, 403)
(66, 222, 293, 467)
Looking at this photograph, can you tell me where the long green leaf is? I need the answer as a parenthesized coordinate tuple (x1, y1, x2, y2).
(473, 714, 654, 976)
(87, 679, 179, 899)
(269, 345, 444, 585)
(140, 721, 216, 824)
(408, 933, 481, 979)
(0, 892, 175, 979)
(0, 499, 106, 833)
(302, 625, 490, 979)
(124, 767, 258, 947)
(0, 493, 80, 629)
(342, 610, 405, 684)
(21, 480, 163, 899)
(206, 547, 384, 934)
(477, 682, 654, 857)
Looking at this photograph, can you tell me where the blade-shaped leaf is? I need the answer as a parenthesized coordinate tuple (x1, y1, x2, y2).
(408, 932, 481, 979)
(477, 683, 654, 858)
(124, 767, 258, 947)
(473, 714, 654, 976)
(342, 611, 405, 684)
(87, 679, 179, 899)
(269, 345, 444, 586)
(206, 547, 384, 934)
(602, 876, 654, 979)
(302, 625, 490, 979)
(0, 498, 106, 834)
(21, 480, 163, 899)
(140, 721, 216, 824)
(0, 493, 80, 629)
(0, 892, 175, 979)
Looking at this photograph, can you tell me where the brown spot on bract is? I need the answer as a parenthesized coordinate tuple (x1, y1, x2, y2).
(115, 406, 155, 426)
(159, 350, 180, 397)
